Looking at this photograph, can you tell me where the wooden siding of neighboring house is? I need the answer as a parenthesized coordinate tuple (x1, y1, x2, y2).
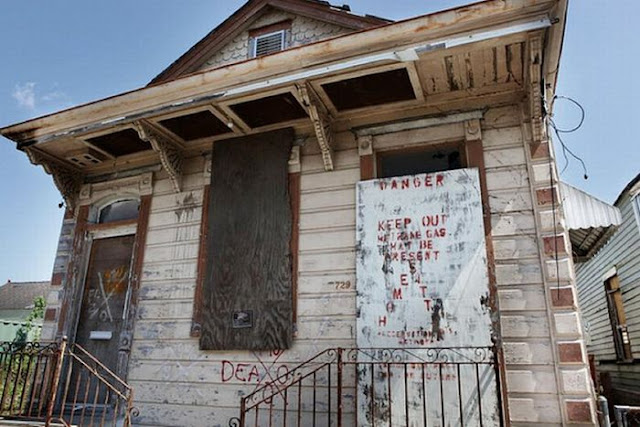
(576, 189, 640, 403)
(106, 103, 592, 426)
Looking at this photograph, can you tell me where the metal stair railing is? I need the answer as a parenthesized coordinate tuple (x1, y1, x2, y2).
(0, 337, 137, 427)
(233, 346, 498, 427)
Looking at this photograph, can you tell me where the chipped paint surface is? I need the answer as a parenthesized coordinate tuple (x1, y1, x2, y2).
(356, 168, 499, 425)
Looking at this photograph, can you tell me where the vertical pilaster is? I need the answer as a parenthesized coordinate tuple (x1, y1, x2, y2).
(525, 33, 597, 424)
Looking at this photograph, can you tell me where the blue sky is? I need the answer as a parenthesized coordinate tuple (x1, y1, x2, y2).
(0, 1, 638, 282)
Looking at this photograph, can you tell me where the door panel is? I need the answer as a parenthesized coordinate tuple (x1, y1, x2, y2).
(75, 235, 135, 373)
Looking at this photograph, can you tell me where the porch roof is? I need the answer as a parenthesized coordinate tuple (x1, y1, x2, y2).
(560, 181, 623, 261)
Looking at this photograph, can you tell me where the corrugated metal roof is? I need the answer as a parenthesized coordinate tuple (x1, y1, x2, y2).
(560, 182, 622, 260)
(560, 182, 622, 230)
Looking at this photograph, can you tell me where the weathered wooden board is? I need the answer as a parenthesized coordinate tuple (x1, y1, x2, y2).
(201, 129, 293, 350)
(76, 235, 135, 372)
(355, 168, 499, 426)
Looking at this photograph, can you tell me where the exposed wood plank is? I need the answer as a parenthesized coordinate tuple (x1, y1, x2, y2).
(191, 183, 210, 337)
(289, 171, 301, 329)
(57, 205, 89, 337)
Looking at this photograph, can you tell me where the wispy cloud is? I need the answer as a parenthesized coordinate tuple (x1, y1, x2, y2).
(11, 82, 73, 114)
(12, 82, 36, 110)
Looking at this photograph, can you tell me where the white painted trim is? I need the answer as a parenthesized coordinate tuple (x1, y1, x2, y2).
(355, 110, 484, 136)
(79, 172, 153, 207)
(90, 224, 137, 240)
(601, 266, 617, 282)
(251, 30, 286, 58)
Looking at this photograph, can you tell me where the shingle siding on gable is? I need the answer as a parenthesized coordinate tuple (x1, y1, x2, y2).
(199, 10, 351, 71)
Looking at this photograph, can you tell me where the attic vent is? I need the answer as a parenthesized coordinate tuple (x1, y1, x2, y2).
(253, 31, 285, 57)
(65, 148, 107, 167)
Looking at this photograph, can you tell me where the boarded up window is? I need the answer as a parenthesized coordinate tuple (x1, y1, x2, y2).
(201, 129, 293, 350)
(605, 275, 633, 361)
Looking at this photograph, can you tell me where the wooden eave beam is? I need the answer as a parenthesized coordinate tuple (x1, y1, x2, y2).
(296, 83, 334, 171)
(133, 119, 184, 192)
(527, 33, 547, 146)
(24, 146, 83, 210)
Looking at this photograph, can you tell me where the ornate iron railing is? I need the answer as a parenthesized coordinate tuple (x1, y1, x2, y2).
(0, 337, 137, 426)
(0, 340, 61, 420)
(235, 346, 500, 427)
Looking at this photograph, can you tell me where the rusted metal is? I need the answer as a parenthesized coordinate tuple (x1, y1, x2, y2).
(0, 338, 136, 426)
(45, 337, 66, 427)
(238, 346, 498, 426)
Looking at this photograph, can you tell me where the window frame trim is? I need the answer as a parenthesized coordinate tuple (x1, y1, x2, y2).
(252, 30, 286, 58)
(604, 273, 633, 362)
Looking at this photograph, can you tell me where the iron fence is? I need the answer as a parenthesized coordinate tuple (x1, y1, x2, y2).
(0, 338, 136, 426)
(614, 406, 640, 427)
(235, 346, 500, 427)
(0, 340, 60, 420)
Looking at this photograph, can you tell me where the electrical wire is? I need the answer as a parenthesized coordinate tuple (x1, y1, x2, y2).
(547, 95, 589, 179)
(543, 94, 588, 299)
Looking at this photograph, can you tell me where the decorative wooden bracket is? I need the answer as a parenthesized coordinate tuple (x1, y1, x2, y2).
(134, 119, 184, 192)
(296, 83, 334, 171)
(288, 145, 301, 174)
(25, 146, 83, 211)
(528, 35, 546, 145)
(464, 119, 482, 142)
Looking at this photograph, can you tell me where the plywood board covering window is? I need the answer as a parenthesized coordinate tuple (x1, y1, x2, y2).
(200, 129, 294, 350)
(604, 274, 633, 361)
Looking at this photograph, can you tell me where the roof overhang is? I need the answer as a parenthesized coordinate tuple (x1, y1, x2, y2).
(560, 182, 623, 262)
(0, 0, 567, 209)
(1, 0, 566, 146)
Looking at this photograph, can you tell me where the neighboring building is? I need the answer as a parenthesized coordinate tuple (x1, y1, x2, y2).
(572, 174, 640, 406)
(0, 0, 599, 425)
(0, 280, 50, 342)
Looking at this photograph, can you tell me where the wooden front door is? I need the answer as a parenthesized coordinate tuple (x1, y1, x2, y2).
(75, 234, 135, 374)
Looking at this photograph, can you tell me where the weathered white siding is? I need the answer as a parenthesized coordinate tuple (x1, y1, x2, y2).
(199, 10, 351, 71)
(575, 187, 640, 397)
(121, 104, 597, 426)
(34, 103, 596, 425)
(128, 145, 360, 426)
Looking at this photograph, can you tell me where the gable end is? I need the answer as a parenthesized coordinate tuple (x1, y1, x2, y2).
(148, 0, 390, 86)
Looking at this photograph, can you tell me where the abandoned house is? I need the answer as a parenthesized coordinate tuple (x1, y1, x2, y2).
(0, 0, 599, 425)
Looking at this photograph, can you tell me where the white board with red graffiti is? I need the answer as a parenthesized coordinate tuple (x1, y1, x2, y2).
(356, 168, 500, 426)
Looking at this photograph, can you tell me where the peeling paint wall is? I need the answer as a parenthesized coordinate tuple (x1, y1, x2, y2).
(41, 105, 596, 426)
